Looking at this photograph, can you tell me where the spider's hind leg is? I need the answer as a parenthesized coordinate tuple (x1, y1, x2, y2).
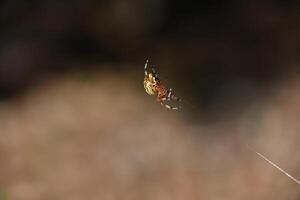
(159, 96, 180, 110)
(167, 88, 182, 102)
(160, 101, 180, 110)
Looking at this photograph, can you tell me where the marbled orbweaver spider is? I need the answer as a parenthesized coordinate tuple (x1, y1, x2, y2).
(143, 59, 181, 110)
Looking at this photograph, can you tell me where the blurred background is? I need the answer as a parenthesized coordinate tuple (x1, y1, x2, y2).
(0, 0, 300, 199)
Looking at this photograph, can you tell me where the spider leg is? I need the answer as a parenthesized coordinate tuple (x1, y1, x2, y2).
(151, 67, 158, 78)
(159, 95, 180, 110)
(144, 59, 149, 76)
(167, 88, 172, 100)
(160, 101, 179, 110)
(167, 88, 182, 102)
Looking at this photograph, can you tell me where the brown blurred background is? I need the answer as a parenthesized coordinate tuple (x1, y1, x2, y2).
(0, 0, 300, 199)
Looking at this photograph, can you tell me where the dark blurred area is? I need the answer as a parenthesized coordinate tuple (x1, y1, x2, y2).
(1, 1, 300, 199)
(1, 0, 300, 105)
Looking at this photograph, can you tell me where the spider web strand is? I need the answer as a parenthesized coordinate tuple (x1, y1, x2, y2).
(247, 145, 300, 185)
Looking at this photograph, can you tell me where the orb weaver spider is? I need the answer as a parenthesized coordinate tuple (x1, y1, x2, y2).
(143, 59, 181, 110)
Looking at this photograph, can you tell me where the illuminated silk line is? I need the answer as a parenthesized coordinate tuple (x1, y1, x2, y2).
(247, 144, 300, 185)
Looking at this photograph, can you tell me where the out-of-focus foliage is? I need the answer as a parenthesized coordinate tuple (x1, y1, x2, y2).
(1, 0, 300, 105)
(0, 192, 7, 200)
(0, 1, 300, 199)
(0, 72, 300, 199)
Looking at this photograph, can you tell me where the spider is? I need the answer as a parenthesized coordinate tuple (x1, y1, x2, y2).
(143, 59, 181, 110)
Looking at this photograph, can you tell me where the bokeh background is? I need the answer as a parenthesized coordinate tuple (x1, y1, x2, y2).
(0, 0, 300, 199)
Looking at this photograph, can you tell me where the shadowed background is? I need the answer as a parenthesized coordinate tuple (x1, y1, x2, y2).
(0, 0, 300, 199)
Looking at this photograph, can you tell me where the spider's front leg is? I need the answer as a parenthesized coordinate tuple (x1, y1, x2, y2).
(144, 59, 149, 76)
(144, 59, 159, 78)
